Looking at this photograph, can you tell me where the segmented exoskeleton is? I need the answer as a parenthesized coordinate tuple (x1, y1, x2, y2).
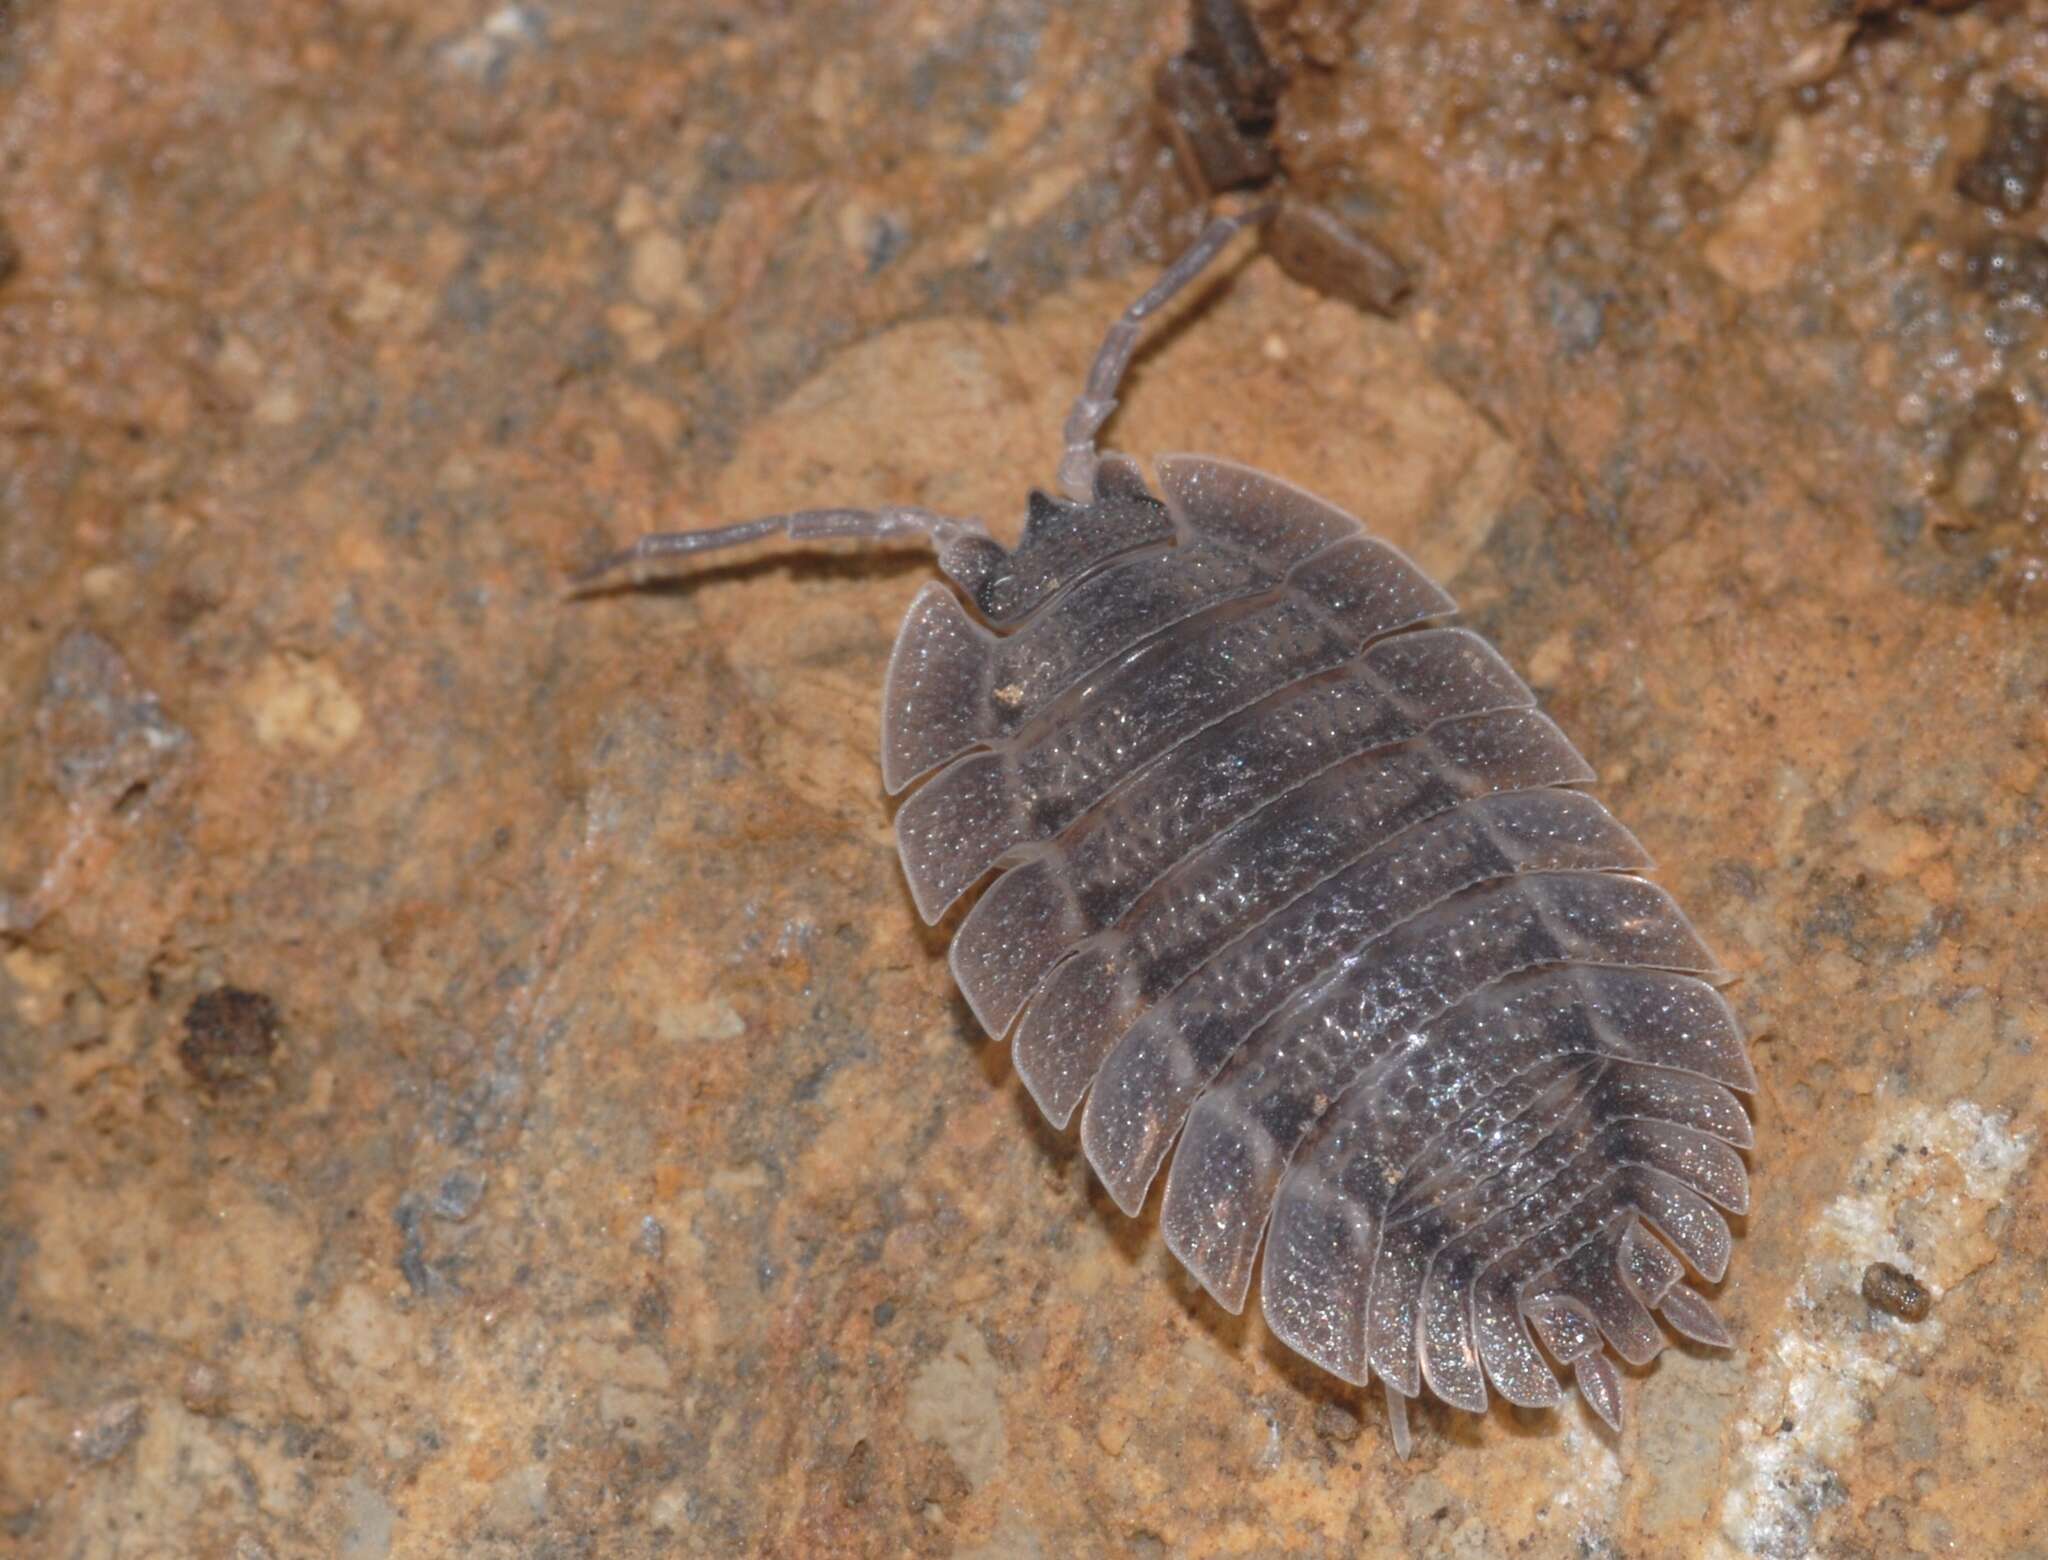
(576, 208, 1753, 1454)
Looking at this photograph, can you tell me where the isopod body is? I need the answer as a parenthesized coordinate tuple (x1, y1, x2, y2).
(579, 210, 1754, 1454)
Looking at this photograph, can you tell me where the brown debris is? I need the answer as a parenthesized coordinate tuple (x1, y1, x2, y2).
(1189, 0, 1281, 124)
(1957, 85, 2048, 214)
(1861, 1261, 1933, 1322)
(177, 987, 282, 1090)
(1154, 0, 1281, 197)
(841, 1438, 874, 1508)
(1154, 54, 1277, 195)
(1267, 193, 1413, 316)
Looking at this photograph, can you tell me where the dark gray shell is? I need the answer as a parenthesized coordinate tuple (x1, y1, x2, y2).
(882, 452, 1752, 1440)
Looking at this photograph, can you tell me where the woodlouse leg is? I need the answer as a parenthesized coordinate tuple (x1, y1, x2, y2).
(565, 506, 989, 594)
(1056, 203, 1276, 501)
(1383, 1382, 1414, 1460)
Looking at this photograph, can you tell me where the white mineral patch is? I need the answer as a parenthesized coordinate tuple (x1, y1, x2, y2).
(1717, 1098, 2032, 1559)
(1553, 1421, 1623, 1511)
(442, 4, 546, 77)
(905, 1320, 1008, 1492)
(1552, 1418, 1625, 1541)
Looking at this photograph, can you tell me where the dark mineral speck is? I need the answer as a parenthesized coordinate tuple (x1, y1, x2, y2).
(1861, 1261, 1933, 1322)
(177, 988, 283, 1090)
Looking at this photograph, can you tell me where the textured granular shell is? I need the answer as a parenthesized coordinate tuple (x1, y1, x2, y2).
(883, 453, 1749, 1447)
(583, 213, 1755, 1452)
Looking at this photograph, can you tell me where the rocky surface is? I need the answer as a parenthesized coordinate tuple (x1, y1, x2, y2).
(2, 1, 2044, 1555)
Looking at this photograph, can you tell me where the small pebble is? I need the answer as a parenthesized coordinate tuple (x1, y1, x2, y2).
(72, 1397, 145, 1464)
(1861, 1260, 1932, 1322)
(179, 987, 282, 1090)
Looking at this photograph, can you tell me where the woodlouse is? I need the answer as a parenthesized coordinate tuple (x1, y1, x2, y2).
(576, 208, 1754, 1453)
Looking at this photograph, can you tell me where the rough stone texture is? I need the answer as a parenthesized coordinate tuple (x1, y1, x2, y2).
(1, 2, 2045, 1557)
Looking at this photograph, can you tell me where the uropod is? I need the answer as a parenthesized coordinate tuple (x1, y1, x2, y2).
(575, 209, 1754, 1454)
